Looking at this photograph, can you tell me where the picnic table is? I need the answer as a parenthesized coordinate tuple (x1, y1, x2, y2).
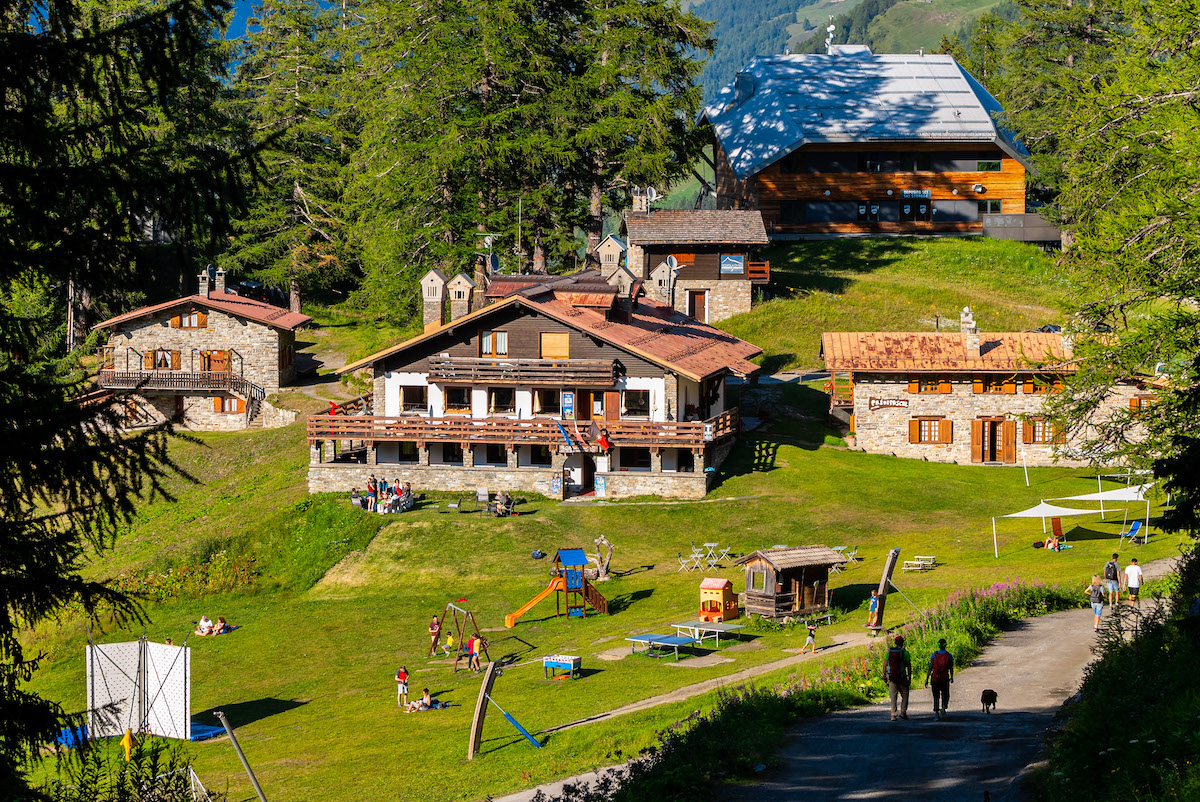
(671, 620, 746, 648)
(902, 555, 938, 572)
(625, 634, 697, 662)
(542, 654, 581, 679)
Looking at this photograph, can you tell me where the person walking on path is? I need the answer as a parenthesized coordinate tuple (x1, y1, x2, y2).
(1086, 575, 1106, 630)
(924, 638, 955, 720)
(867, 590, 880, 628)
(799, 622, 818, 654)
(1124, 558, 1144, 607)
(885, 635, 912, 721)
(1104, 553, 1122, 606)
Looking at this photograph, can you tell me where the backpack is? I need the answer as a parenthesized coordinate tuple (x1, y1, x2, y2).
(886, 648, 908, 684)
(930, 650, 952, 683)
(1105, 560, 1119, 581)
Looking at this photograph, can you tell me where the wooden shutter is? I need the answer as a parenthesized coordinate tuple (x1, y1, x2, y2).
(908, 376, 919, 394)
(170, 314, 181, 328)
(170, 350, 181, 370)
(1022, 420, 1033, 444)
(196, 311, 207, 328)
(972, 377, 984, 394)
(937, 377, 951, 394)
(1002, 378, 1017, 394)
(236, 398, 245, 414)
(540, 332, 570, 360)
(1129, 397, 1140, 410)
(1023, 378, 1035, 394)
(1002, 420, 1017, 463)
(908, 419, 920, 443)
(970, 420, 984, 463)
(143, 351, 154, 370)
(939, 419, 953, 444)
(1052, 422, 1066, 444)
(213, 397, 223, 413)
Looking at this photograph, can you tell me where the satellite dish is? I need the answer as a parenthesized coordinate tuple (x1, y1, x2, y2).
(489, 253, 500, 274)
(665, 255, 678, 269)
(827, 24, 835, 32)
(484, 236, 493, 249)
(206, 263, 217, 280)
(646, 187, 658, 202)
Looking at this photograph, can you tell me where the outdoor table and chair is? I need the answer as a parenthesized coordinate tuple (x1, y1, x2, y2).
(902, 555, 938, 572)
(671, 620, 746, 648)
(625, 633, 698, 661)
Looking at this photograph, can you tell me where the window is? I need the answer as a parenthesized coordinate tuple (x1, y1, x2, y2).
(603, 251, 617, 263)
(488, 387, 515, 414)
(532, 388, 560, 415)
(215, 396, 244, 414)
(1130, 395, 1156, 414)
(909, 375, 950, 394)
(530, 444, 552, 466)
(484, 444, 507, 465)
(397, 442, 419, 463)
(909, 417, 951, 444)
(900, 201, 933, 222)
(857, 153, 884, 173)
(401, 386, 428, 412)
(1023, 375, 1063, 395)
(442, 443, 463, 464)
(481, 330, 508, 356)
(778, 151, 806, 173)
(424, 283, 439, 298)
(976, 160, 1002, 172)
(148, 349, 180, 370)
(539, 331, 570, 360)
(171, 311, 206, 329)
(622, 389, 651, 418)
(677, 448, 695, 473)
(621, 447, 652, 470)
(978, 200, 1003, 215)
(444, 387, 471, 413)
(974, 375, 1015, 394)
(750, 571, 766, 592)
(1022, 417, 1061, 444)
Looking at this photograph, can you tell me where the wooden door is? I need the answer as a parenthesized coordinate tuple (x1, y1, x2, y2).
(688, 290, 707, 322)
(604, 391, 620, 421)
(577, 390, 592, 421)
(970, 420, 984, 463)
(1002, 420, 1017, 463)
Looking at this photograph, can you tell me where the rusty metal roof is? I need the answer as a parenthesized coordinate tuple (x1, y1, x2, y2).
(93, 291, 312, 332)
(734, 546, 846, 570)
(821, 332, 1072, 373)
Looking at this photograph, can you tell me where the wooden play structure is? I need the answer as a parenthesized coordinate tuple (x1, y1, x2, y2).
(428, 601, 491, 672)
(505, 549, 608, 628)
(698, 577, 740, 622)
(734, 546, 846, 619)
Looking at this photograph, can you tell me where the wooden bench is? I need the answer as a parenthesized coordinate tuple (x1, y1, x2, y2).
(902, 556, 938, 572)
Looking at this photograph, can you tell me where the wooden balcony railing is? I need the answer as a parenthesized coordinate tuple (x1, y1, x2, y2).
(98, 370, 264, 401)
(748, 261, 770, 284)
(308, 407, 740, 451)
(427, 357, 616, 386)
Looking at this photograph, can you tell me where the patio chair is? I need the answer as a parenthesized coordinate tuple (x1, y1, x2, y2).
(1119, 520, 1144, 547)
(844, 546, 860, 564)
(1051, 517, 1066, 546)
(677, 553, 693, 572)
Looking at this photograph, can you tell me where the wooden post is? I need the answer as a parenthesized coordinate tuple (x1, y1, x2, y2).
(467, 662, 500, 761)
(872, 548, 901, 633)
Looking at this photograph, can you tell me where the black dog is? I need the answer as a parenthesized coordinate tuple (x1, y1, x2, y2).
(981, 689, 998, 714)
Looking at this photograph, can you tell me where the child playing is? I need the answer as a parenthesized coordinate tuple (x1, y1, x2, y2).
(799, 622, 818, 654)
(441, 632, 456, 658)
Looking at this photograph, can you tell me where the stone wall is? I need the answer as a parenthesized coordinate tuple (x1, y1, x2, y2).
(308, 463, 563, 497)
(598, 470, 708, 499)
(109, 307, 286, 393)
(673, 279, 751, 322)
(851, 375, 1141, 466)
(118, 392, 295, 431)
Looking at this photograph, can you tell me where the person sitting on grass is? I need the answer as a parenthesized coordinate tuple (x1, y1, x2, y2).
(194, 616, 214, 637)
(1045, 534, 1061, 551)
(405, 688, 433, 712)
(213, 616, 232, 635)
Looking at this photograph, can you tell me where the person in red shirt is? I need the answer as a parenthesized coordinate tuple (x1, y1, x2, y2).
(395, 666, 409, 708)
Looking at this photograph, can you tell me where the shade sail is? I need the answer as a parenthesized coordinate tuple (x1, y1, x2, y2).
(1054, 482, 1154, 503)
(1001, 501, 1101, 518)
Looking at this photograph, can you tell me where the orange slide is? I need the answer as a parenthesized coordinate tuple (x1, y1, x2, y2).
(505, 577, 565, 628)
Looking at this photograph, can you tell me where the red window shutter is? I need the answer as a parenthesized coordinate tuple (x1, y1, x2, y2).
(938, 377, 951, 394)
(970, 420, 984, 463)
(1022, 420, 1033, 444)
(1002, 420, 1017, 463)
(170, 314, 181, 328)
(214, 397, 223, 413)
(143, 351, 154, 370)
(972, 377, 983, 394)
(908, 376, 919, 394)
(170, 350, 181, 370)
(908, 419, 920, 444)
(939, 419, 953, 444)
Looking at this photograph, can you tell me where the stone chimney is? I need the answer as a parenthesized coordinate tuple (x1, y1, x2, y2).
(198, 270, 210, 297)
(447, 273, 476, 322)
(215, 269, 226, 294)
(960, 306, 980, 353)
(420, 269, 448, 331)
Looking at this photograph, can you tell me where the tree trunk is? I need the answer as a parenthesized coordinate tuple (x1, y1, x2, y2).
(532, 238, 546, 274)
(289, 277, 302, 313)
(586, 170, 603, 266)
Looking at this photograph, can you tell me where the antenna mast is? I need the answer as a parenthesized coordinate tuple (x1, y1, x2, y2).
(825, 17, 836, 55)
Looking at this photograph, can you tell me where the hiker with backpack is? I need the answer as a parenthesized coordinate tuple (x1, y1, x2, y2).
(1104, 553, 1121, 606)
(924, 638, 955, 720)
(885, 635, 912, 721)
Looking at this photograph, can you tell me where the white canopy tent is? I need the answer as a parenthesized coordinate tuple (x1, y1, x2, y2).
(990, 501, 1101, 559)
(1055, 482, 1155, 536)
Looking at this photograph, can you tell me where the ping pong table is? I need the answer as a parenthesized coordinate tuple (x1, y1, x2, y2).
(625, 633, 698, 662)
(671, 620, 746, 648)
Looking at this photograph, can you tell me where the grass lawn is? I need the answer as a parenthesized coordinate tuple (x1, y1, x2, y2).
(25, 389, 1180, 800)
(721, 238, 1068, 372)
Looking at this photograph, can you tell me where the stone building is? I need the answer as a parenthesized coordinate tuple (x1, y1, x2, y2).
(821, 308, 1143, 466)
(620, 210, 770, 322)
(307, 269, 763, 500)
(93, 270, 311, 430)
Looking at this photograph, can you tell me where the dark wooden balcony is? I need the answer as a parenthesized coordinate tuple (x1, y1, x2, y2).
(426, 357, 616, 386)
(98, 370, 264, 400)
(308, 408, 740, 451)
(748, 261, 770, 284)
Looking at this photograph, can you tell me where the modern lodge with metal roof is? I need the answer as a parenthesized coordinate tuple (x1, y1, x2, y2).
(700, 47, 1056, 242)
(308, 269, 763, 500)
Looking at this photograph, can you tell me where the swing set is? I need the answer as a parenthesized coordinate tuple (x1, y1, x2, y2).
(427, 600, 491, 672)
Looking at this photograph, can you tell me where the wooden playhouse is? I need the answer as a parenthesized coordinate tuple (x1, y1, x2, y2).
(734, 546, 845, 619)
(698, 577, 740, 623)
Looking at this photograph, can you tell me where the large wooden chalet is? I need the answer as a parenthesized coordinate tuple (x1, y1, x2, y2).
(700, 46, 1057, 243)
(308, 270, 762, 500)
(92, 270, 310, 430)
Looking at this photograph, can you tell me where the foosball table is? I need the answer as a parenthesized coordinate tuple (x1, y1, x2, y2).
(542, 654, 581, 679)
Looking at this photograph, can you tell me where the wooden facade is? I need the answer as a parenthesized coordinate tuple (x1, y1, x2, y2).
(716, 141, 1026, 238)
(734, 547, 844, 619)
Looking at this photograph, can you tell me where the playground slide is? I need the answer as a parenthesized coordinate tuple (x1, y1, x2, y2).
(505, 577, 566, 628)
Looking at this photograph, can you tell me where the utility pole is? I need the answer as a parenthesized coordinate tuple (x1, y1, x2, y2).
(214, 711, 268, 802)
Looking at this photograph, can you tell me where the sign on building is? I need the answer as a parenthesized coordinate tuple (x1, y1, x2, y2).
(720, 255, 746, 275)
(868, 397, 910, 411)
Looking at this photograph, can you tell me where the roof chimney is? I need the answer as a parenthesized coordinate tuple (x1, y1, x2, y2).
(734, 71, 755, 106)
(198, 270, 210, 297)
(215, 269, 226, 295)
(960, 306, 980, 353)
